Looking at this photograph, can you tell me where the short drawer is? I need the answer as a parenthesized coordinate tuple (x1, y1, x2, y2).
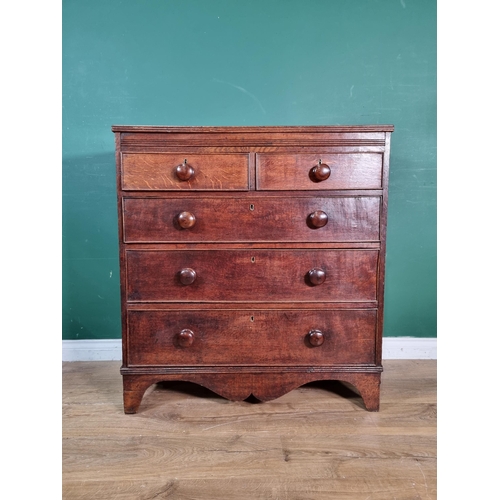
(126, 249, 378, 303)
(123, 196, 381, 243)
(121, 153, 249, 190)
(126, 309, 377, 366)
(256, 153, 383, 190)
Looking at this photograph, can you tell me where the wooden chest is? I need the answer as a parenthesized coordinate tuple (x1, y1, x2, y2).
(113, 125, 394, 413)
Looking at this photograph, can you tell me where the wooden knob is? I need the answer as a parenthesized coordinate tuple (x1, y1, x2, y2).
(175, 160, 194, 181)
(307, 329, 324, 347)
(308, 268, 326, 285)
(179, 268, 197, 285)
(311, 160, 331, 181)
(177, 211, 196, 229)
(177, 329, 194, 347)
(308, 210, 328, 228)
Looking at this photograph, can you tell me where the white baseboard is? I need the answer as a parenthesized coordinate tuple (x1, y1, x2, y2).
(62, 339, 123, 361)
(62, 337, 436, 362)
(382, 337, 436, 359)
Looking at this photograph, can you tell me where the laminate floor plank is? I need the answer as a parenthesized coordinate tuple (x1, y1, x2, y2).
(62, 360, 436, 499)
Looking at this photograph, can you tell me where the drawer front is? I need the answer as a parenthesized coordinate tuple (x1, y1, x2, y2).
(123, 196, 381, 243)
(127, 309, 377, 366)
(126, 249, 378, 302)
(121, 153, 249, 191)
(256, 153, 382, 190)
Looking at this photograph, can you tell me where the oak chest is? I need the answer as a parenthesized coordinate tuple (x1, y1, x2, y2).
(113, 125, 394, 413)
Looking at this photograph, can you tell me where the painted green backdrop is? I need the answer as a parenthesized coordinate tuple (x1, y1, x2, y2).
(62, 0, 436, 340)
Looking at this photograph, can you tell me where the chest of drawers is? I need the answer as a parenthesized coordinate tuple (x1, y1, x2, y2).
(113, 125, 393, 413)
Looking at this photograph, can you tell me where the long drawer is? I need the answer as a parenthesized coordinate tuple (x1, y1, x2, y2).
(126, 249, 378, 302)
(256, 153, 383, 190)
(127, 309, 377, 366)
(121, 153, 250, 190)
(123, 196, 381, 243)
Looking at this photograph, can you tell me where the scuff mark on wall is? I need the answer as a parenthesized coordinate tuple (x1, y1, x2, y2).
(213, 78, 266, 114)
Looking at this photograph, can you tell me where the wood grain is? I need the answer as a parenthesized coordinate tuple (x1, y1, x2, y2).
(63, 360, 436, 499)
(121, 153, 249, 190)
(126, 308, 377, 366)
(122, 196, 381, 243)
(125, 249, 379, 303)
(256, 153, 383, 190)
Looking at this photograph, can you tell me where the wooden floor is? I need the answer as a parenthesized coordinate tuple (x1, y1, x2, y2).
(62, 360, 436, 499)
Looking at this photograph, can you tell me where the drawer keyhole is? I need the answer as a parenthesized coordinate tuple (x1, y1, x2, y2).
(251, 256, 256, 263)
(250, 204, 255, 211)
(250, 316, 254, 322)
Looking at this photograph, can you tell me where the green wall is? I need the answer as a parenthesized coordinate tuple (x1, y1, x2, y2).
(62, 0, 436, 340)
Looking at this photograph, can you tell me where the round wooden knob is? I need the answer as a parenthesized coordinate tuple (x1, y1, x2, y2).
(307, 329, 324, 347)
(177, 329, 194, 347)
(177, 211, 196, 229)
(308, 210, 328, 228)
(308, 268, 326, 285)
(311, 161, 331, 181)
(175, 160, 194, 181)
(179, 268, 197, 285)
